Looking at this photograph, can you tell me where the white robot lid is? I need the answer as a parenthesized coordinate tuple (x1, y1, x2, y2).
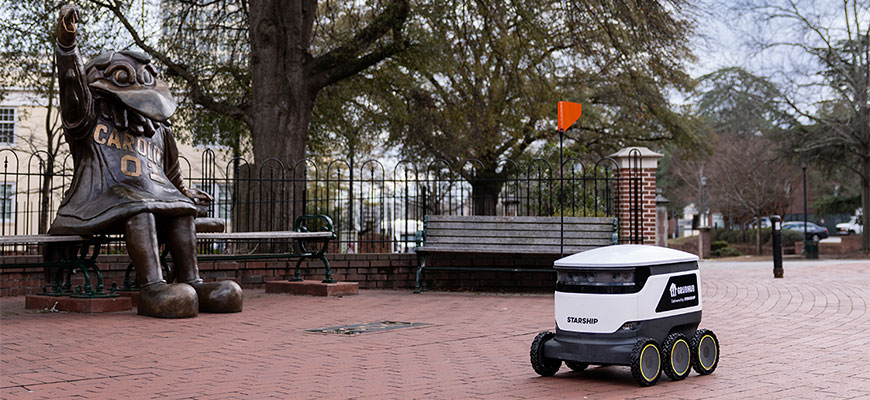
(554, 244, 699, 268)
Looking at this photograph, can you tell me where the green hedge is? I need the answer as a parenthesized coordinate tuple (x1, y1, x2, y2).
(781, 230, 804, 246)
(711, 247, 742, 258)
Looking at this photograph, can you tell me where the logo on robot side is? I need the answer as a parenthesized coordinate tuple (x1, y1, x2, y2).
(669, 282, 695, 298)
(657, 274, 700, 312)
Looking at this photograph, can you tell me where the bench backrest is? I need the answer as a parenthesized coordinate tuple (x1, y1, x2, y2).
(421, 215, 617, 254)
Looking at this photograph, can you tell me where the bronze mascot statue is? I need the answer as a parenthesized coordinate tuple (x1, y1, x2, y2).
(51, 4, 242, 318)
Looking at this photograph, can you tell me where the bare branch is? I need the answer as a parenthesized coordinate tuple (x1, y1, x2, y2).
(307, 0, 409, 90)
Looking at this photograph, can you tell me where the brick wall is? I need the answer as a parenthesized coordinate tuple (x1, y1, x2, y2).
(0, 253, 415, 297)
(1, 252, 561, 296)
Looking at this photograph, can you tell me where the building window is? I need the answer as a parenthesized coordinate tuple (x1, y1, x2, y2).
(0, 183, 14, 222)
(0, 107, 15, 144)
(215, 183, 231, 222)
(193, 182, 232, 222)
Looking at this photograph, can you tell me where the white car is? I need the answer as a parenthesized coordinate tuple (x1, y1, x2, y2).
(836, 216, 863, 235)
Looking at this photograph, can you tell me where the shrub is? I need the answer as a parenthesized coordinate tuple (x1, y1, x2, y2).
(781, 230, 804, 247)
(711, 247, 742, 258)
(711, 240, 728, 252)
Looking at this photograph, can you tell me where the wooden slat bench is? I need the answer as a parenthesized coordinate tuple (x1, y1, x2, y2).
(413, 215, 618, 292)
(185, 228, 336, 282)
(1, 215, 337, 297)
(121, 214, 338, 289)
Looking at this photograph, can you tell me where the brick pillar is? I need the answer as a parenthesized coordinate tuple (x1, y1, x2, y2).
(609, 147, 663, 245)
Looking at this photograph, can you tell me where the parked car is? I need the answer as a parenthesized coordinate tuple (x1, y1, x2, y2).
(836, 216, 863, 236)
(782, 221, 829, 241)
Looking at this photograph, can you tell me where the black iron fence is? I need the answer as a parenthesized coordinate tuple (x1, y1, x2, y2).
(1, 148, 642, 254)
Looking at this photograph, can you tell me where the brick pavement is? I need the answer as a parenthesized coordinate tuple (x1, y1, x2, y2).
(1, 259, 869, 399)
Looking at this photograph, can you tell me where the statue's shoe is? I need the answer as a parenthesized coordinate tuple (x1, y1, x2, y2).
(189, 280, 243, 313)
(138, 282, 198, 318)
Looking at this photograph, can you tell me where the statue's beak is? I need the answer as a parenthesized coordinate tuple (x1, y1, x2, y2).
(89, 78, 177, 122)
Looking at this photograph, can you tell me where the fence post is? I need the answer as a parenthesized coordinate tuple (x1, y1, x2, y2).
(609, 147, 663, 245)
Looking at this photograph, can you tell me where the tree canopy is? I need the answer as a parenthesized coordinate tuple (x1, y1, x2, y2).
(355, 0, 701, 168)
(81, 0, 410, 171)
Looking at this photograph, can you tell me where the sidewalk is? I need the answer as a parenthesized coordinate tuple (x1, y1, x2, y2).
(2, 260, 869, 399)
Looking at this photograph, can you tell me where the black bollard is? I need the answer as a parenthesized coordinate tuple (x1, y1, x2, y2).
(771, 215, 783, 278)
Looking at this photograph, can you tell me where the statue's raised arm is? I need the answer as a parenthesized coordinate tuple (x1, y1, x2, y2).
(55, 4, 94, 138)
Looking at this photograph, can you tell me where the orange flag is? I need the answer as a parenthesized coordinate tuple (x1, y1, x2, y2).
(557, 101, 582, 131)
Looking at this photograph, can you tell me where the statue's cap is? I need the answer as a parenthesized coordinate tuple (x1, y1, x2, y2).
(85, 50, 151, 71)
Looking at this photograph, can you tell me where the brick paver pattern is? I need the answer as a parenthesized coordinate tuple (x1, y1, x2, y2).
(2, 260, 869, 399)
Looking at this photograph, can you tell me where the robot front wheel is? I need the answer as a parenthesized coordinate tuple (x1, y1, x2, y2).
(530, 331, 562, 376)
(528, 332, 587, 376)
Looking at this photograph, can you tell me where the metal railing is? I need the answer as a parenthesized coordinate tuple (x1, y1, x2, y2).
(1, 148, 642, 255)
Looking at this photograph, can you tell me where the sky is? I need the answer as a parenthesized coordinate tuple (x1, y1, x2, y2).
(688, 1, 747, 77)
(686, 0, 869, 108)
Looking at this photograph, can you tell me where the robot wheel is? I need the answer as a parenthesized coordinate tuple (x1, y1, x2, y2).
(691, 329, 720, 375)
(530, 331, 562, 376)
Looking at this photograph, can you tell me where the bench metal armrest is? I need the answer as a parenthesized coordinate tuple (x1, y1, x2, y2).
(294, 215, 336, 238)
(292, 214, 335, 257)
(414, 230, 424, 249)
(292, 214, 337, 283)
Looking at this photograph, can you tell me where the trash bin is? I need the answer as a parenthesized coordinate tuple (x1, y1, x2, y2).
(804, 239, 819, 259)
(529, 244, 720, 386)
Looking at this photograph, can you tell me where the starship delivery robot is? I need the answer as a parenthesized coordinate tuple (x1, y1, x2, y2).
(530, 244, 719, 386)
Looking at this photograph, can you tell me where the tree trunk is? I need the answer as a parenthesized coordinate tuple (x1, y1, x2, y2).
(469, 172, 504, 216)
(38, 167, 53, 234)
(755, 212, 762, 256)
(39, 74, 57, 235)
(249, 0, 314, 230)
(862, 156, 870, 252)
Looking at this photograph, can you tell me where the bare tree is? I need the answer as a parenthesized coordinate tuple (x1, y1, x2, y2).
(707, 133, 797, 254)
(739, 0, 870, 251)
(666, 67, 794, 253)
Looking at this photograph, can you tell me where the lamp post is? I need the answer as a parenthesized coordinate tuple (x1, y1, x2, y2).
(700, 176, 707, 228)
(802, 159, 807, 246)
(802, 159, 818, 259)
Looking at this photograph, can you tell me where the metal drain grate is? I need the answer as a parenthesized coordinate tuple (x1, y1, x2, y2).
(307, 321, 428, 335)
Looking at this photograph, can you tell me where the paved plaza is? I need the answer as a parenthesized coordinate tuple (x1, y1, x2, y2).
(1, 258, 869, 399)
